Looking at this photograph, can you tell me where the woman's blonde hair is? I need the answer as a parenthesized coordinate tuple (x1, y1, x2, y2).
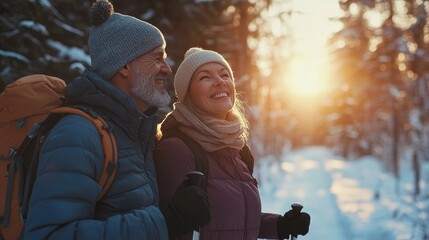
(230, 92, 249, 142)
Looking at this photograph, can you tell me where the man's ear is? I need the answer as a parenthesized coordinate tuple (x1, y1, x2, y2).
(110, 64, 132, 93)
(118, 64, 130, 77)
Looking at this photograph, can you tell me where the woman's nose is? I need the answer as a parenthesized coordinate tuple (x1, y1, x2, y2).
(214, 75, 227, 86)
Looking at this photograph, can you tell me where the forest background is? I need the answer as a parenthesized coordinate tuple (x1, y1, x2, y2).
(1, 0, 429, 228)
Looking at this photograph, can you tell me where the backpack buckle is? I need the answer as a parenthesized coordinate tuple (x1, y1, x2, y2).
(27, 122, 42, 139)
(15, 117, 26, 128)
(8, 148, 17, 160)
(19, 207, 26, 224)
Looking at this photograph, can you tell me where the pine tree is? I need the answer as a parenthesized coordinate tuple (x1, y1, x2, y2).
(327, 1, 374, 158)
(0, 0, 90, 84)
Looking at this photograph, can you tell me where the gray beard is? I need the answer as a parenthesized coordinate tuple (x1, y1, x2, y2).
(130, 70, 171, 108)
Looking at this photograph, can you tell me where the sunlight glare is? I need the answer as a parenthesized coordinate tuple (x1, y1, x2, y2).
(283, 54, 329, 99)
(281, 162, 296, 172)
(325, 159, 346, 170)
(301, 159, 319, 170)
(274, 0, 341, 101)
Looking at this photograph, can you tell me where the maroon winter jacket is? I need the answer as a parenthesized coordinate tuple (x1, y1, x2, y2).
(154, 125, 280, 239)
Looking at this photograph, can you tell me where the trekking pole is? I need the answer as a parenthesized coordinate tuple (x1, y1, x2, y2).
(290, 203, 303, 240)
(186, 171, 205, 240)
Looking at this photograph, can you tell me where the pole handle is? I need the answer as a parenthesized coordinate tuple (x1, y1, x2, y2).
(187, 171, 204, 240)
(290, 203, 303, 240)
(291, 203, 303, 216)
(186, 171, 204, 188)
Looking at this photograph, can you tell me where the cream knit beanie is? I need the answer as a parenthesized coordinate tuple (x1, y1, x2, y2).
(174, 47, 234, 102)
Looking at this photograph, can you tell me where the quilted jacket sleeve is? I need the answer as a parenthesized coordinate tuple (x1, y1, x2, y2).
(259, 212, 281, 239)
(23, 115, 168, 240)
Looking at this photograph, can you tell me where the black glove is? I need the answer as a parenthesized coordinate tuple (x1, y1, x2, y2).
(161, 179, 211, 238)
(277, 209, 310, 239)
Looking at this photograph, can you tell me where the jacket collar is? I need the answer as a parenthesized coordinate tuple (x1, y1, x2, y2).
(65, 69, 157, 134)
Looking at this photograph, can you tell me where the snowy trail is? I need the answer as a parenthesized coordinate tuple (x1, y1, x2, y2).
(258, 146, 351, 240)
(258, 146, 428, 240)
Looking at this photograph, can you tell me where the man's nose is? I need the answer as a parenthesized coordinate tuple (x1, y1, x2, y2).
(162, 60, 172, 75)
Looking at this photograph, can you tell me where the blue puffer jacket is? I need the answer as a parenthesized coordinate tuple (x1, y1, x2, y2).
(23, 70, 168, 240)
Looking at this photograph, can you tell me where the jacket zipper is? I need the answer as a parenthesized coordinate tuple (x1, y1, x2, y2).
(136, 117, 157, 204)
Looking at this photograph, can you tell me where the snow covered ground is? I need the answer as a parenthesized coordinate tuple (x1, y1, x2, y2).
(258, 146, 429, 240)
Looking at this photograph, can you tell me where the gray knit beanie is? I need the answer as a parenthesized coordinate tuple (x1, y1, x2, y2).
(174, 47, 234, 102)
(88, 0, 165, 80)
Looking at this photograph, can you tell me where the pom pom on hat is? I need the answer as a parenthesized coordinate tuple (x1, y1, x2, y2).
(88, 0, 166, 80)
(174, 47, 233, 102)
(89, 0, 114, 26)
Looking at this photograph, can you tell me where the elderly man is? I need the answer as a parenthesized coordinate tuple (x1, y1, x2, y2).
(23, 1, 210, 239)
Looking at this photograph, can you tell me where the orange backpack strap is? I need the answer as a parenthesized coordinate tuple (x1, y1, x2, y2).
(50, 107, 118, 200)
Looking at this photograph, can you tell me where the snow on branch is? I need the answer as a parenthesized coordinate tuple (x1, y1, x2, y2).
(53, 19, 84, 37)
(47, 40, 90, 64)
(20, 20, 49, 36)
(0, 50, 30, 63)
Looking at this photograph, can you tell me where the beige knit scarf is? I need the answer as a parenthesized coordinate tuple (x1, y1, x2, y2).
(171, 102, 245, 152)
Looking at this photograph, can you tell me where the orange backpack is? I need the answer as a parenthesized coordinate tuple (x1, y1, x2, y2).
(0, 75, 118, 240)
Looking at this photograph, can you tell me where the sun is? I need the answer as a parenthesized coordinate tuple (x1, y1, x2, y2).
(283, 54, 329, 99)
